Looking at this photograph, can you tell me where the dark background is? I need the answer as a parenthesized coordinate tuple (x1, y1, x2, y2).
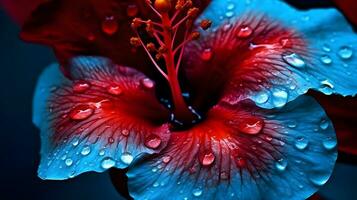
(0, 5, 357, 200)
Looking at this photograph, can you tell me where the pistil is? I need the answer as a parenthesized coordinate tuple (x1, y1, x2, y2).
(130, 0, 212, 124)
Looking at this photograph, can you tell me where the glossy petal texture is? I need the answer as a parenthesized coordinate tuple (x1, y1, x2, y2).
(33, 56, 170, 180)
(20, 0, 211, 76)
(185, 0, 357, 109)
(127, 96, 337, 200)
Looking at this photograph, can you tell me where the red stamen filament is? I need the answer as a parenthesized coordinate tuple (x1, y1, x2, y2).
(131, 0, 210, 123)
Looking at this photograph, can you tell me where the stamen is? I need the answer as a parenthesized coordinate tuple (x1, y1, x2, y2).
(130, 0, 212, 123)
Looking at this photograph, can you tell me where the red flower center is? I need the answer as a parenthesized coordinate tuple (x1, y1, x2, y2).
(129, 0, 212, 126)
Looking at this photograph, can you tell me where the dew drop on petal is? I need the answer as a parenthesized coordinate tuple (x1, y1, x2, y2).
(145, 135, 162, 149)
(81, 146, 91, 156)
(141, 78, 155, 89)
(65, 158, 73, 167)
(282, 53, 306, 68)
(72, 139, 79, 146)
(227, 3, 235, 10)
(108, 137, 115, 144)
(238, 117, 264, 135)
(200, 151, 215, 166)
(275, 158, 288, 171)
(254, 91, 269, 104)
(73, 81, 90, 93)
(235, 157, 246, 168)
(338, 46, 353, 60)
(322, 137, 337, 150)
(101, 16, 118, 36)
(320, 55, 332, 65)
(121, 129, 130, 136)
(320, 119, 329, 130)
(69, 105, 94, 120)
(225, 11, 234, 18)
(309, 172, 331, 186)
(201, 48, 213, 61)
(295, 137, 309, 150)
(120, 152, 134, 165)
(162, 155, 172, 164)
(107, 85, 123, 96)
(236, 25, 253, 38)
(272, 90, 288, 107)
(101, 157, 116, 169)
(127, 4, 139, 17)
(192, 188, 203, 197)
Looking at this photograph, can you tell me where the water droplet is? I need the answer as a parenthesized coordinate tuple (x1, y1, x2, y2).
(201, 48, 213, 61)
(236, 25, 253, 38)
(120, 152, 134, 165)
(101, 157, 116, 169)
(200, 151, 215, 166)
(72, 139, 79, 146)
(338, 46, 353, 60)
(192, 188, 203, 197)
(235, 157, 246, 167)
(310, 173, 330, 186)
(99, 149, 105, 156)
(255, 91, 269, 104)
(265, 136, 273, 142)
(108, 137, 115, 144)
(101, 16, 118, 36)
(287, 120, 297, 128)
(238, 117, 264, 135)
(121, 129, 130, 136)
(227, 3, 235, 10)
(275, 158, 288, 171)
(225, 11, 234, 18)
(73, 81, 90, 93)
(162, 155, 172, 164)
(107, 85, 123, 96)
(69, 105, 94, 120)
(65, 158, 73, 166)
(295, 137, 309, 150)
(127, 4, 138, 17)
(145, 135, 162, 149)
(322, 44, 331, 52)
(153, 181, 160, 187)
(81, 146, 91, 156)
(320, 55, 332, 65)
(140, 78, 155, 89)
(320, 119, 329, 130)
(282, 53, 306, 68)
(322, 137, 336, 150)
(321, 80, 334, 89)
(272, 90, 288, 107)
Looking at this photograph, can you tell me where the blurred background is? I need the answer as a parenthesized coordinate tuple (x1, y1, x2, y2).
(0, 1, 357, 200)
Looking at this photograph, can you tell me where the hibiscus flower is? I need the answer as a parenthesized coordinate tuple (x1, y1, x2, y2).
(7, 0, 357, 199)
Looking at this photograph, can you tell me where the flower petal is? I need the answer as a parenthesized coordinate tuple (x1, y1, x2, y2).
(185, 0, 357, 109)
(33, 56, 170, 180)
(0, 0, 44, 24)
(127, 96, 337, 200)
(20, 0, 211, 75)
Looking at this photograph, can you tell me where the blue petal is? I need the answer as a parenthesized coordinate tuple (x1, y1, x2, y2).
(193, 0, 357, 109)
(126, 96, 337, 200)
(33, 57, 169, 180)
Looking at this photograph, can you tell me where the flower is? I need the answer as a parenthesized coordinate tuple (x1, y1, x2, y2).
(17, 0, 357, 199)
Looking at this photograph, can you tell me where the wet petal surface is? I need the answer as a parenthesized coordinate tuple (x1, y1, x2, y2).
(185, 0, 357, 109)
(33, 56, 170, 180)
(127, 96, 337, 200)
